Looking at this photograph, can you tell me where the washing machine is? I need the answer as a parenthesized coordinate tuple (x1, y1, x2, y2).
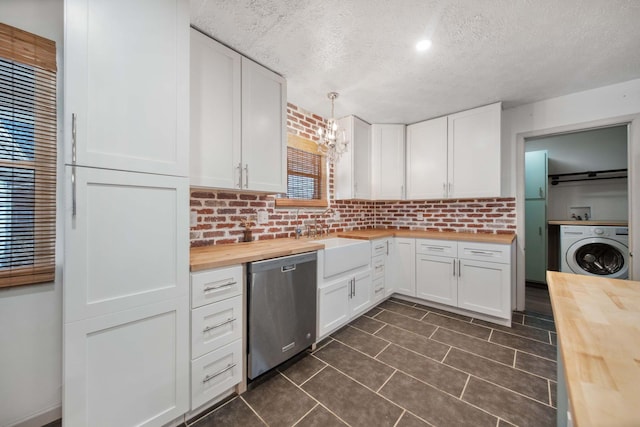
(560, 225, 629, 279)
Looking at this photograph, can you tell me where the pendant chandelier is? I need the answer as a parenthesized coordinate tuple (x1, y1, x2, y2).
(316, 92, 348, 164)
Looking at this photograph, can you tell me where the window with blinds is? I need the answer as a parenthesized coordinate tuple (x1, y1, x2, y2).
(276, 134, 328, 207)
(0, 23, 57, 288)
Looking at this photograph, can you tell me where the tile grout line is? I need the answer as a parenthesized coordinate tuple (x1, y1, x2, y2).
(459, 374, 471, 399)
(376, 368, 398, 393)
(441, 345, 453, 363)
(512, 349, 518, 368)
(290, 403, 319, 427)
(548, 379, 553, 407)
(296, 358, 328, 387)
(391, 409, 405, 427)
(373, 341, 392, 359)
(239, 395, 270, 426)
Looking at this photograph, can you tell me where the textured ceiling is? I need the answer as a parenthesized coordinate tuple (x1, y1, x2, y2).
(191, 0, 640, 124)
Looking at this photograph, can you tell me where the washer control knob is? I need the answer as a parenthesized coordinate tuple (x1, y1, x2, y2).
(593, 228, 604, 235)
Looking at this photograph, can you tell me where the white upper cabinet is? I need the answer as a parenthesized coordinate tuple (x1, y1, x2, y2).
(372, 124, 405, 200)
(335, 116, 372, 199)
(65, 0, 189, 176)
(406, 103, 501, 200)
(406, 117, 448, 199)
(190, 30, 286, 193)
(447, 102, 501, 198)
(190, 29, 241, 189)
(241, 57, 287, 193)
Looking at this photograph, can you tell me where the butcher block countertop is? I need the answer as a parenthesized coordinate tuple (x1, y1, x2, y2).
(190, 239, 324, 271)
(548, 220, 628, 226)
(191, 230, 516, 271)
(338, 229, 516, 244)
(547, 271, 640, 427)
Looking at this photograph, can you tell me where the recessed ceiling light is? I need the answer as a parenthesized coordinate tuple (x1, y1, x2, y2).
(416, 39, 432, 52)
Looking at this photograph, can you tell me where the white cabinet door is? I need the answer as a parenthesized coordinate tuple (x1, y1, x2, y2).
(64, 167, 189, 322)
(64, 297, 189, 427)
(190, 29, 242, 189)
(353, 117, 372, 199)
(65, 0, 188, 176)
(385, 238, 396, 297)
(458, 259, 510, 318)
(406, 117, 448, 199)
(447, 103, 501, 198)
(191, 340, 242, 411)
(191, 296, 243, 360)
(416, 255, 457, 307)
(318, 279, 350, 338)
(241, 57, 287, 192)
(349, 269, 372, 317)
(372, 124, 405, 200)
(394, 238, 416, 296)
(334, 116, 371, 199)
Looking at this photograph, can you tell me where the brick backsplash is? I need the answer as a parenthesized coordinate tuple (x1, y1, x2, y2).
(189, 103, 516, 247)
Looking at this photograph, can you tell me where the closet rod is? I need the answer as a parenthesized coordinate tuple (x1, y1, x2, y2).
(548, 168, 627, 178)
(550, 175, 628, 185)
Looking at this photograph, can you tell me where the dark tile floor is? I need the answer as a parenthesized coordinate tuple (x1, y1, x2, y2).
(191, 298, 557, 427)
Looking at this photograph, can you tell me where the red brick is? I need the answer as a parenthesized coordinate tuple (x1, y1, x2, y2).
(217, 193, 239, 200)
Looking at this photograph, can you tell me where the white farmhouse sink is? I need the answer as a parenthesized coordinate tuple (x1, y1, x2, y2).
(316, 238, 370, 278)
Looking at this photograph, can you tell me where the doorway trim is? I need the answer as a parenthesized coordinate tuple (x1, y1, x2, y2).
(515, 113, 640, 311)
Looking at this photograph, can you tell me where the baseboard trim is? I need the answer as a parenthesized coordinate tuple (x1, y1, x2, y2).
(10, 406, 61, 427)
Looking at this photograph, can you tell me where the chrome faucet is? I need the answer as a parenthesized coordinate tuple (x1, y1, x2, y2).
(294, 209, 302, 239)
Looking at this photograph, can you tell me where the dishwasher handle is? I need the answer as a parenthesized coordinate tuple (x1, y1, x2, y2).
(281, 264, 296, 273)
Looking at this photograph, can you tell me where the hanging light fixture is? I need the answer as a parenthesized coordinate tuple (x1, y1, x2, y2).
(316, 91, 348, 164)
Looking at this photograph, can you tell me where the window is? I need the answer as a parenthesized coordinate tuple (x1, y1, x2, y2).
(275, 134, 328, 207)
(0, 23, 57, 288)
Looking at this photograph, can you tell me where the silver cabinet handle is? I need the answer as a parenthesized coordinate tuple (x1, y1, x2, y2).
(458, 259, 461, 277)
(425, 246, 445, 251)
(452, 259, 456, 276)
(71, 166, 77, 218)
(442, 182, 446, 197)
(203, 280, 237, 293)
(202, 363, 236, 383)
(202, 317, 236, 333)
(469, 250, 494, 256)
(386, 240, 389, 255)
(71, 113, 77, 164)
(244, 164, 249, 189)
(352, 278, 355, 297)
(236, 163, 242, 188)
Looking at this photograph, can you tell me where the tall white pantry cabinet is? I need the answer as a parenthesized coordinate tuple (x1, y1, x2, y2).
(63, 1, 190, 426)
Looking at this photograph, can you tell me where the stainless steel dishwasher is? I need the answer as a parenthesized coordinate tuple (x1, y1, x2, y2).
(247, 252, 317, 380)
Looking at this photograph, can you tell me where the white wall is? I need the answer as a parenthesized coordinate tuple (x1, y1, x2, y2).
(0, 1, 64, 426)
(525, 126, 628, 220)
(502, 78, 640, 309)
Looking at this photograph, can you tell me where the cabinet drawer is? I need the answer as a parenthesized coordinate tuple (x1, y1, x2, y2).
(191, 340, 242, 410)
(191, 265, 243, 308)
(192, 296, 242, 359)
(371, 239, 389, 257)
(372, 255, 385, 279)
(372, 277, 385, 302)
(416, 239, 457, 257)
(458, 241, 510, 264)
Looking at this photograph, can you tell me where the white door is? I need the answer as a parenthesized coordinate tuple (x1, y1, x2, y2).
(241, 57, 287, 192)
(406, 117, 448, 199)
(394, 238, 416, 296)
(457, 259, 510, 319)
(64, 0, 189, 176)
(190, 29, 242, 189)
(416, 255, 457, 307)
(447, 103, 501, 198)
(64, 298, 189, 427)
(64, 167, 189, 322)
(349, 269, 373, 317)
(372, 124, 405, 199)
(318, 278, 350, 338)
(353, 117, 372, 199)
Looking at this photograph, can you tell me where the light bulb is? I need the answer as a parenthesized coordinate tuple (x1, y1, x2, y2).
(416, 39, 432, 52)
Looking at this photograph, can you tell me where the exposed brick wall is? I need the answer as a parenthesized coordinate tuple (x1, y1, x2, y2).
(374, 198, 516, 234)
(189, 103, 516, 247)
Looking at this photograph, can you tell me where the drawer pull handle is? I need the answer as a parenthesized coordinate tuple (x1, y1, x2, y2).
(204, 281, 237, 292)
(202, 363, 236, 383)
(425, 246, 445, 251)
(203, 317, 236, 333)
(469, 250, 494, 256)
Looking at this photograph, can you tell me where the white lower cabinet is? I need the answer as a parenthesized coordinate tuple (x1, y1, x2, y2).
(413, 238, 513, 321)
(394, 238, 416, 296)
(189, 265, 244, 410)
(191, 340, 243, 410)
(318, 269, 372, 338)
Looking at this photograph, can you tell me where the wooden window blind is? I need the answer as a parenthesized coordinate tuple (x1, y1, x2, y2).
(275, 134, 328, 208)
(0, 23, 57, 288)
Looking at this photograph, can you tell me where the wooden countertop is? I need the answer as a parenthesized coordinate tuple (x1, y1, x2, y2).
(190, 239, 324, 271)
(337, 229, 516, 244)
(546, 271, 640, 427)
(548, 220, 628, 226)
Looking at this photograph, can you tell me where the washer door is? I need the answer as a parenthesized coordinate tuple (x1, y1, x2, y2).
(566, 238, 629, 279)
